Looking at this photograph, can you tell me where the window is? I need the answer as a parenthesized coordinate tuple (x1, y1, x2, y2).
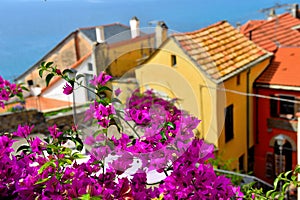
(27, 80, 33, 86)
(225, 104, 234, 142)
(85, 74, 96, 101)
(236, 74, 240, 85)
(171, 55, 177, 66)
(270, 95, 295, 118)
(88, 63, 93, 71)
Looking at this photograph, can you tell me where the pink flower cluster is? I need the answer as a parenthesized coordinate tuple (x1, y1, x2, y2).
(0, 76, 23, 108)
(0, 70, 243, 199)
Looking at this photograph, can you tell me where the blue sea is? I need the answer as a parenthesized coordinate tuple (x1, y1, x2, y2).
(0, 0, 299, 81)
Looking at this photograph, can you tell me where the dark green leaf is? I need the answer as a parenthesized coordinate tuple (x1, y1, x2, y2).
(21, 86, 29, 91)
(46, 73, 54, 87)
(63, 69, 74, 75)
(40, 61, 46, 68)
(165, 122, 175, 129)
(160, 131, 167, 141)
(98, 86, 112, 93)
(17, 145, 30, 153)
(71, 136, 83, 151)
(45, 62, 54, 69)
(39, 69, 44, 78)
(76, 74, 85, 80)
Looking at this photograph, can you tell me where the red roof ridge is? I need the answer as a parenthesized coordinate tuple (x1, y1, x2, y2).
(242, 12, 292, 33)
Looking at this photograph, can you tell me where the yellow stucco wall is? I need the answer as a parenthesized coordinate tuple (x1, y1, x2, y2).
(136, 37, 272, 171)
(218, 57, 271, 170)
(135, 38, 219, 145)
(97, 36, 155, 77)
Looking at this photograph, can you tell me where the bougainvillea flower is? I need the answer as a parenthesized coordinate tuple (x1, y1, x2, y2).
(48, 124, 63, 139)
(13, 124, 34, 138)
(89, 72, 112, 87)
(63, 82, 73, 95)
(114, 88, 122, 97)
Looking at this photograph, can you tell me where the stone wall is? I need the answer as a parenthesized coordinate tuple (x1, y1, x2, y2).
(0, 109, 86, 134)
(0, 109, 47, 134)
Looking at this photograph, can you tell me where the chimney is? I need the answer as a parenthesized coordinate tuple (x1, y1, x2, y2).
(96, 26, 105, 43)
(291, 4, 299, 18)
(236, 22, 241, 32)
(130, 16, 140, 38)
(267, 8, 276, 20)
(155, 21, 168, 48)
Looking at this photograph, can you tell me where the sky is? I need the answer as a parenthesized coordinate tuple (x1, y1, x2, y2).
(0, 0, 299, 81)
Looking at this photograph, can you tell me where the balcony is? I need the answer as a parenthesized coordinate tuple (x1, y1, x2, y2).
(267, 117, 298, 132)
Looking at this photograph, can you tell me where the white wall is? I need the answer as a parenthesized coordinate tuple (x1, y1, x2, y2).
(42, 55, 97, 105)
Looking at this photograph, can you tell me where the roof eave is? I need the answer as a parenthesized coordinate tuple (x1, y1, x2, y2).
(216, 52, 273, 84)
(255, 83, 300, 91)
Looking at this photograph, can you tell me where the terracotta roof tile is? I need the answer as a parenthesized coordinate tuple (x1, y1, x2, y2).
(173, 21, 270, 81)
(241, 13, 300, 52)
(256, 47, 300, 87)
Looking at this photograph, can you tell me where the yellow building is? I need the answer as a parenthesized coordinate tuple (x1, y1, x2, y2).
(135, 21, 273, 172)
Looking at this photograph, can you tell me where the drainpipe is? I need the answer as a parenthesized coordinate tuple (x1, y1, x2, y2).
(246, 69, 250, 172)
(296, 112, 300, 200)
(255, 87, 259, 144)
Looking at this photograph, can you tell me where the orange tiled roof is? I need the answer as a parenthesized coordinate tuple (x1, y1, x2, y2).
(240, 13, 300, 52)
(256, 47, 300, 87)
(173, 21, 270, 81)
(240, 20, 265, 33)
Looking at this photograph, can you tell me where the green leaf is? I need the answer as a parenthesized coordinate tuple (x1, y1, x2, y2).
(80, 194, 91, 200)
(282, 182, 290, 193)
(71, 136, 83, 151)
(40, 61, 46, 68)
(278, 195, 285, 200)
(271, 191, 280, 199)
(273, 177, 280, 189)
(266, 189, 275, 197)
(111, 98, 122, 104)
(284, 170, 292, 177)
(39, 69, 44, 78)
(76, 74, 85, 80)
(98, 86, 112, 93)
(35, 176, 51, 185)
(72, 152, 86, 159)
(46, 73, 54, 87)
(45, 62, 54, 69)
(160, 131, 167, 141)
(63, 69, 74, 75)
(165, 122, 175, 129)
(38, 161, 56, 174)
(21, 86, 29, 91)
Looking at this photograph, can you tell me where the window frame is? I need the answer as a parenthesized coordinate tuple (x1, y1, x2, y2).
(225, 104, 234, 142)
